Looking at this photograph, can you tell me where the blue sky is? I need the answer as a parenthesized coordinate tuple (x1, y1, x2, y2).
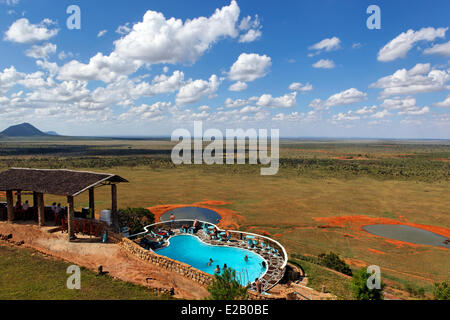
(0, 0, 449, 138)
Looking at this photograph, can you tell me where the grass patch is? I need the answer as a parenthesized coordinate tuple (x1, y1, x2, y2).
(290, 259, 354, 300)
(0, 245, 171, 300)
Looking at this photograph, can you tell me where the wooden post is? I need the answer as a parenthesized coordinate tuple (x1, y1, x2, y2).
(37, 193, 45, 227)
(89, 187, 95, 219)
(67, 196, 75, 241)
(111, 184, 118, 231)
(16, 190, 22, 207)
(6, 190, 14, 222)
(33, 192, 38, 221)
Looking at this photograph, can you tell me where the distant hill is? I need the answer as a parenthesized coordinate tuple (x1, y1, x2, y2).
(0, 123, 50, 137)
(45, 131, 59, 136)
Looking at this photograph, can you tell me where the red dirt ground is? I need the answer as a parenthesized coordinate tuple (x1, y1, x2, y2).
(368, 248, 386, 254)
(313, 215, 450, 239)
(0, 222, 209, 299)
(147, 200, 245, 230)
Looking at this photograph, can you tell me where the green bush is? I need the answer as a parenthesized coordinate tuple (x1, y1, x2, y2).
(433, 281, 450, 300)
(207, 268, 249, 300)
(352, 267, 384, 300)
(117, 207, 155, 235)
(318, 252, 353, 276)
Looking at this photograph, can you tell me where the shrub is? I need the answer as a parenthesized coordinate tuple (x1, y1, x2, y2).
(318, 252, 353, 276)
(207, 268, 249, 300)
(352, 267, 384, 300)
(117, 207, 155, 235)
(433, 281, 450, 300)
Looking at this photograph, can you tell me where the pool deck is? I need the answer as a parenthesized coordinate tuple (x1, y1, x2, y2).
(153, 227, 286, 292)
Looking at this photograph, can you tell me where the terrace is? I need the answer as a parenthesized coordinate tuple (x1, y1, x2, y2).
(129, 219, 288, 293)
(0, 168, 128, 241)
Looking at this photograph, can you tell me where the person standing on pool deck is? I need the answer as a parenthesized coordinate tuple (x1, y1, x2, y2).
(170, 213, 175, 228)
(254, 278, 262, 294)
(214, 265, 220, 274)
(223, 264, 227, 271)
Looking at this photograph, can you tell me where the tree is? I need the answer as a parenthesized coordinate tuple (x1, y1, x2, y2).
(117, 207, 155, 235)
(433, 281, 450, 300)
(352, 267, 384, 300)
(318, 252, 353, 276)
(207, 268, 249, 300)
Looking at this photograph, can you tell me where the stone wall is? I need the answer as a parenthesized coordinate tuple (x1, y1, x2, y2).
(120, 237, 281, 300)
(121, 237, 213, 286)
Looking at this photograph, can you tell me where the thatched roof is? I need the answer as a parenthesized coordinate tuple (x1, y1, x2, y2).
(0, 168, 128, 196)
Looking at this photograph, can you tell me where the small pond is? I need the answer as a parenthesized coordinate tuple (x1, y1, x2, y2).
(363, 224, 450, 248)
(160, 206, 221, 224)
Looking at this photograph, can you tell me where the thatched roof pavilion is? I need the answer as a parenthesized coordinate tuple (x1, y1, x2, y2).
(0, 168, 128, 241)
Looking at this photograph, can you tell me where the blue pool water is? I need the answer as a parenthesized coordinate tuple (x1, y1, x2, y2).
(161, 207, 221, 224)
(155, 235, 267, 286)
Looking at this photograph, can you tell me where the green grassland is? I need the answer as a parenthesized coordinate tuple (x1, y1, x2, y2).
(0, 138, 449, 298)
(0, 245, 170, 300)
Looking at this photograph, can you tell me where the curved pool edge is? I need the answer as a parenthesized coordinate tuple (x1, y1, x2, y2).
(155, 233, 270, 283)
(129, 219, 288, 292)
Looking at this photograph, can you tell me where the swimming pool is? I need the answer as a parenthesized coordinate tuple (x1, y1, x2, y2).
(161, 207, 221, 224)
(155, 235, 267, 286)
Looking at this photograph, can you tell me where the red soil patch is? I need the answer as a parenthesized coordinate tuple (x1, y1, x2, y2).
(147, 200, 245, 230)
(273, 233, 282, 238)
(368, 248, 386, 255)
(313, 215, 450, 239)
(343, 233, 356, 238)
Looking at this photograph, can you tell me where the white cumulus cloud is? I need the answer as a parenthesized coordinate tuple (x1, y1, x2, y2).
(228, 53, 271, 82)
(4, 18, 58, 43)
(377, 27, 447, 62)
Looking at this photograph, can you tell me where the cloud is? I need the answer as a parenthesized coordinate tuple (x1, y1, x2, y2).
(116, 23, 132, 35)
(228, 81, 247, 92)
(312, 59, 335, 69)
(355, 106, 377, 115)
(308, 36, 341, 56)
(238, 14, 262, 43)
(4, 18, 58, 43)
(370, 63, 449, 97)
(97, 30, 108, 37)
(256, 92, 297, 108)
(371, 109, 391, 119)
(175, 74, 220, 105)
(239, 29, 262, 43)
(118, 101, 170, 121)
(228, 53, 271, 82)
(424, 41, 450, 57)
(377, 27, 447, 62)
(58, 1, 242, 83)
(273, 111, 317, 122)
(25, 43, 56, 59)
(113, 1, 240, 65)
(224, 97, 249, 108)
(289, 82, 313, 93)
(309, 88, 367, 110)
(332, 111, 360, 122)
(433, 95, 450, 108)
(380, 96, 429, 116)
(58, 52, 142, 83)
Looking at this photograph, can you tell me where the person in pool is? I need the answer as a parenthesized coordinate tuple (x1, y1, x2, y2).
(214, 265, 220, 274)
(244, 255, 249, 262)
(223, 264, 227, 270)
(208, 258, 213, 266)
(261, 261, 266, 269)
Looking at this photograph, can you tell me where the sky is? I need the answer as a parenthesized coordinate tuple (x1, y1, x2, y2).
(0, 0, 449, 138)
